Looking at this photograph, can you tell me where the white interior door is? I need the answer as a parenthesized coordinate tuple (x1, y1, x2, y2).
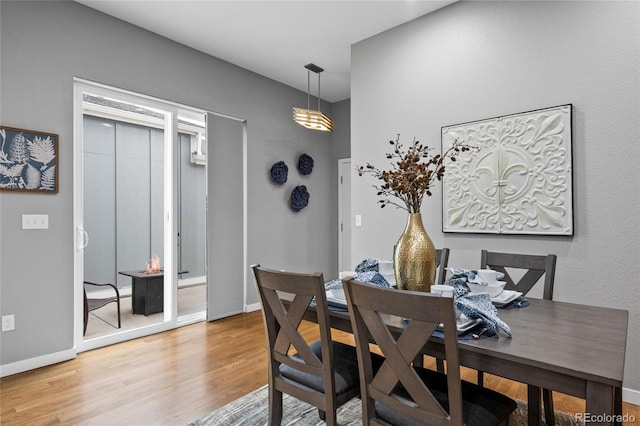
(338, 159, 351, 271)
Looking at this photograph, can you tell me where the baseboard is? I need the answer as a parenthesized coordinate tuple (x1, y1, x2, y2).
(244, 302, 261, 313)
(0, 348, 76, 378)
(208, 309, 245, 321)
(178, 276, 206, 288)
(623, 386, 640, 406)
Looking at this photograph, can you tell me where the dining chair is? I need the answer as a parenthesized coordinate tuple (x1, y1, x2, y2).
(83, 280, 121, 336)
(342, 278, 517, 425)
(399, 247, 450, 371)
(251, 264, 363, 426)
(391, 247, 450, 285)
(431, 248, 452, 372)
(480, 249, 557, 425)
(481, 250, 556, 300)
(436, 248, 450, 285)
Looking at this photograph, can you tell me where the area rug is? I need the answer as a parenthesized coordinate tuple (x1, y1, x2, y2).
(188, 384, 584, 425)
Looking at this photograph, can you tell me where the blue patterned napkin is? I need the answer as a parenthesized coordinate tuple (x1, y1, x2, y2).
(445, 269, 512, 337)
(446, 267, 505, 286)
(325, 258, 392, 291)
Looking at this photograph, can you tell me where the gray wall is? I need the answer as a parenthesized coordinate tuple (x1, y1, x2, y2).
(0, 1, 340, 367)
(351, 1, 639, 394)
(331, 99, 351, 161)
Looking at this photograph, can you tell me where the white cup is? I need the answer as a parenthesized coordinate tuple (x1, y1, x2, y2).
(477, 269, 497, 285)
(430, 284, 461, 319)
(339, 271, 357, 279)
(377, 260, 394, 276)
(430, 284, 455, 297)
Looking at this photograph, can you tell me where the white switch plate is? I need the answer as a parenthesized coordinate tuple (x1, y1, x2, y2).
(2, 315, 15, 332)
(355, 214, 362, 227)
(22, 214, 49, 229)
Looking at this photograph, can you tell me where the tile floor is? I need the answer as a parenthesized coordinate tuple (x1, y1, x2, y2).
(84, 284, 206, 339)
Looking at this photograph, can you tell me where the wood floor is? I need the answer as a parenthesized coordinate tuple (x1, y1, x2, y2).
(1, 311, 638, 425)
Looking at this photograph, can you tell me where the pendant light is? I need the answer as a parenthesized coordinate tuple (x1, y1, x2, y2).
(293, 63, 333, 132)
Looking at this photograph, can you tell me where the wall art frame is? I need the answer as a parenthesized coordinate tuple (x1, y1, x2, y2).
(0, 126, 59, 193)
(441, 104, 573, 236)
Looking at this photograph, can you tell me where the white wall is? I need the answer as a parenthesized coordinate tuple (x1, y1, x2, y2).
(351, 1, 639, 396)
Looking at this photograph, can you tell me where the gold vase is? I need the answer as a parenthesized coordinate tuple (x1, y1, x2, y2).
(393, 213, 437, 292)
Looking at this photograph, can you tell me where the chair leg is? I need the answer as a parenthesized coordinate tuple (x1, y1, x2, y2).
(323, 408, 337, 426)
(413, 355, 424, 368)
(436, 358, 445, 373)
(116, 298, 121, 328)
(268, 386, 283, 426)
(477, 370, 484, 387)
(543, 388, 555, 426)
(83, 293, 89, 336)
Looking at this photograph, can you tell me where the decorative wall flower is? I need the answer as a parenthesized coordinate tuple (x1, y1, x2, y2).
(297, 153, 314, 176)
(290, 185, 310, 212)
(270, 161, 288, 185)
(357, 134, 474, 213)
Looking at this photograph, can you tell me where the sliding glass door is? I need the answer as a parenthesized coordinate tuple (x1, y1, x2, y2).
(74, 80, 207, 350)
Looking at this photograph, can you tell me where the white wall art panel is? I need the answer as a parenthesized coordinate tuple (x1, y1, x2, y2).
(442, 104, 573, 235)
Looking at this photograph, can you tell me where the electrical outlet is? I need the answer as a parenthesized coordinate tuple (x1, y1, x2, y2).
(2, 315, 15, 332)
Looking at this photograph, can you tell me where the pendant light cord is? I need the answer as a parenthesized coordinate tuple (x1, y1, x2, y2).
(307, 70, 311, 110)
(317, 72, 321, 111)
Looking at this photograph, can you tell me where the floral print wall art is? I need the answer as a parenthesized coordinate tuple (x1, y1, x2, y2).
(0, 126, 58, 193)
(441, 104, 573, 235)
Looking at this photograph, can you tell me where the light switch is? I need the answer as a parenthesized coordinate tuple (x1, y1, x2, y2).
(22, 214, 49, 229)
(355, 214, 362, 227)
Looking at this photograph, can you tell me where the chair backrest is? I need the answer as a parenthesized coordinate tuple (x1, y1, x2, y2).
(342, 278, 463, 425)
(436, 248, 450, 285)
(480, 250, 557, 300)
(392, 247, 451, 285)
(251, 265, 337, 397)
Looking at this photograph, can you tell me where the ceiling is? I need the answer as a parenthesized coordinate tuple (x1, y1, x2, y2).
(75, 1, 455, 103)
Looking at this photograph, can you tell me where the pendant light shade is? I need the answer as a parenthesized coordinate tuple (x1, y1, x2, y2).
(293, 63, 333, 132)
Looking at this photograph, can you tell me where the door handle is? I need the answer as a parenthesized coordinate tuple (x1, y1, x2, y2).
(77, 227, 89, 249)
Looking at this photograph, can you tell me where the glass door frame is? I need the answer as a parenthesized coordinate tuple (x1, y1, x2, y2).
(73, 78, 204, 352)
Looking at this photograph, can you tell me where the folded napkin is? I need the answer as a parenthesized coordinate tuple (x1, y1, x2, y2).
(325, 258, 392, 291)
(445, 269, 512, 337)
(446, 267, 505, 286)
(325, 271, 391, 290)
(355, 258, 381, 273)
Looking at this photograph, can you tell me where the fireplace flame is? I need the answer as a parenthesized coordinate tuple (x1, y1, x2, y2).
(145, 254, 162, 274)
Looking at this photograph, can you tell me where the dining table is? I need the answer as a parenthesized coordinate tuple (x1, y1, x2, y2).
(302, 296, 629, 426)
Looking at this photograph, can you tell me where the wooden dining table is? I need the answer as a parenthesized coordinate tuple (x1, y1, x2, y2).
(302, 297, 629, 426)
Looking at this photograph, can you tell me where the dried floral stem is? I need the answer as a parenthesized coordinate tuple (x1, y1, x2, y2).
(357, 134, 474, 213)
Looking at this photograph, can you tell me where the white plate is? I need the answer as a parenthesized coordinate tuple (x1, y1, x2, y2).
(438, 314, 483, 335)
(467, 280, 507, 297)
(326, 288, 347, 307)
(491, 289, 522, 306)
